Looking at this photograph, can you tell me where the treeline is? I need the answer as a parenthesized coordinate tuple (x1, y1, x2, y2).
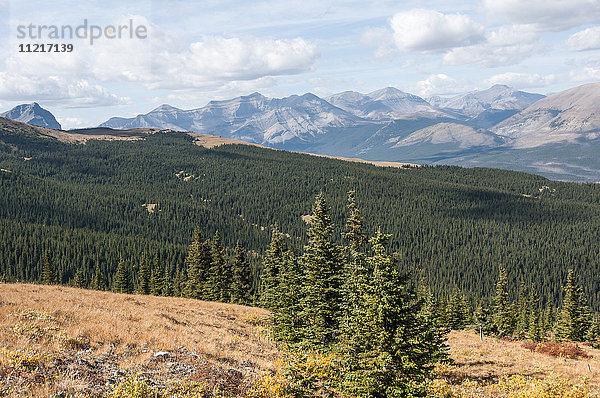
(3, 130, 600, 308)
(421, 266, 600, 344)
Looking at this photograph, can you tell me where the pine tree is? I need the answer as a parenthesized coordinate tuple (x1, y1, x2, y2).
(446, 289, 471, 330)
(556, 269, 591, 341)
(341, 190, 368, 332)
(112, 258, 131, 294)
(72, 269, 86, 288)
(528, 288, 542, 341)
(343, 229, 448, 396)
(230, 243, 252, 305)
(42, 253, 57, 285)
(542, 304, 556, 332)
(493, 265, 513, 336)
(299, 193, 344, 346)
(150, 256, 164, 296)
(185, 229, 211, 299)
(259, 225, 286, 310)
(136, 252, 151, 295)
(90, 265, 105, 290)
(207, 231, 229, 302)
(516, 282, 530, 339)
(271, 250, 304, 344)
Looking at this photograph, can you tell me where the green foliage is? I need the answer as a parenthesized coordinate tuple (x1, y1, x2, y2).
(42, 253, 57, 285)
(112, 258, 131, 294)
(230, 242, 252, 305)
(136, 252, 151, 295)
(184, 228, 211, 300)
(206, 231, 230, 302)
(260, 225, 286, 311)
(299, 193, 344, 347)
(493, 266, 513, 336)
(72, 268, 86, 288)
(555, 269, 592, 341)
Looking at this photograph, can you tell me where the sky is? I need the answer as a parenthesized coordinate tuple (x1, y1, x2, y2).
(0, 0, 599, 129)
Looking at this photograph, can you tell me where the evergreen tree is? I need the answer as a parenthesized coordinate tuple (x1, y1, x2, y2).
(516, 282, 530, 339)
(271, 250, 304, 344)
(42, 253, 57, 285)
(136, 252, 151, 295)
(72, 269, 86, 288)
(230, 243, 252, 305)
(259, 225, 286, 310)
(542, 304, 556, 332)
(446, 289, 471, 330)
(528, 288, 542, 341)
(150, 256, 164, 296)
(207, 231, 229, 302)
(343, 229, 448, 396)
(341, 190, 368, 331)
(90, 265, 105, 291)
(299, 193, 344, 346)
(556, 269, 591, 341)
(112, 258, 131, 294)
(185, 229, 211, 299)
(493, 266, 513, 336)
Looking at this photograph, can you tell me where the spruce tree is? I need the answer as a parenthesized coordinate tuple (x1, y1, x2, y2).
(555, 269, 591, 341)
(230, 243, 252, 305)
(299, 193, 344, 346)
(516, 282, 530, 339)
(271, 250, 304, 344)
(72, 269, 86, 288)
(446, 289, 471, 330)
(42, 253, 57, 285)
(341, 191, 368, 331)
(113, 258, 131, 294)
(343, 229, 448, 396)
(150, 256, 164, 296)
(260, 225, 286, 310)
(90, 265, 105, 291)
(207, 231, 229, 302)
(136, 252, 151, 295)
(185, 229, 211, 299)
(493, 265, 513, 336)
(528, 288, 542, 341)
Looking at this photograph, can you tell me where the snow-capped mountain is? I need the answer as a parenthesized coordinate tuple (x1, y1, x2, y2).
(1, 103, 62, 130)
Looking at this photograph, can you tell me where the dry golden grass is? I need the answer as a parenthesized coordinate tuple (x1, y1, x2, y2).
(434, 330, 600, 396)
(0, 283, 276, 370)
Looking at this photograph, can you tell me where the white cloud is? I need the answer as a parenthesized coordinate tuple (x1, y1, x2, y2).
(415, 74, 470, 96)
(566, 27, 600, 51)
(390, 9, 484, 52)
(57, 117, 88, 129)
(443, 25, 545, 67)
(485, 72, 557, 88)
(483, 0, 600, 31)
(0, 73, 130, 107)
(568, 57, 600, 81)
(360, 27, 398, 58)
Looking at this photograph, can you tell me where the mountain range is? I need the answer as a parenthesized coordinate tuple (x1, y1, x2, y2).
(3, 82, 600, 181)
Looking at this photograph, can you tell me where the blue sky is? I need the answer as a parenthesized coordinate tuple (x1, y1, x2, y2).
(0, 0, 599, 128)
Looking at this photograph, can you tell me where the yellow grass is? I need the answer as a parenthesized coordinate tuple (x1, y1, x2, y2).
(0, 283, 276, 371)
(434, 330, 600, 397)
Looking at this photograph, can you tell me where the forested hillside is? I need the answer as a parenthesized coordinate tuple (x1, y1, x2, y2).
(2, 124, 600, 308)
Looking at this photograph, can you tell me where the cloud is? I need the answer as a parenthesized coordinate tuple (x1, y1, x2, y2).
(389, 9, 484, 52)
(415, 74, 471, 96)
(485, 72, 557, 88)
(483, 0, 600, 31)
(568, 57, 600, 81)
(4, 15, 320, 94)
(57, 117, 88, 129)
(0, 73, 130, 107)
(566, 27, 600, 51)
(443, 25, 545, 67)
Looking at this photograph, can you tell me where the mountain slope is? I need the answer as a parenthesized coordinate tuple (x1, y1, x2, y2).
(101, 92, 365, 145)
(327, 87, 442, 120)
(434, 85, 545, 117)
(493, 82, 600, 148)
(1, 103, 62, 130)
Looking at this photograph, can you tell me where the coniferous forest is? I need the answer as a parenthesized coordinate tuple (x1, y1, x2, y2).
(4, 126, 600, 394)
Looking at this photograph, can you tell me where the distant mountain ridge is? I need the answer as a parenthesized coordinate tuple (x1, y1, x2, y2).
(1, 103, 61, 130)
(9, 82, 600, 181)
